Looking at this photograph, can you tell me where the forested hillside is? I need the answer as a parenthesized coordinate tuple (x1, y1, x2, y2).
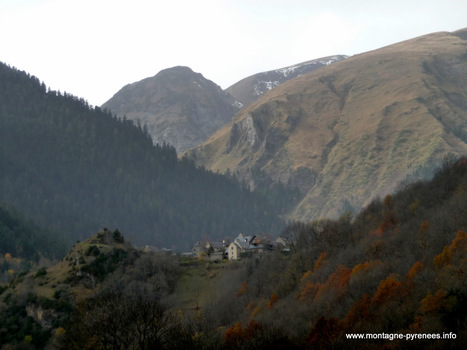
(210, 156, 467, 349)
(0, 62, 289, 251)
(0, 204, 68, 282)
(0, 204, 67, 260)
(1, 157, 465, 349)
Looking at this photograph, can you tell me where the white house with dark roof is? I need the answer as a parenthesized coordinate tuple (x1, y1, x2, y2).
(228, 233, 261, 260)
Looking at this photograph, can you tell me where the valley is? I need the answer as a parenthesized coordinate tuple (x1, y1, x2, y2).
(1, 158, 467, 348)
(1, 27, 467, 349)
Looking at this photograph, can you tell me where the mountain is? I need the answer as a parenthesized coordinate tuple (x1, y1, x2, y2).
(0, 62, 285, 251)
(101, 58, 347, 153)
(185, 28, 467, 221)
(101, 66, 241, 153)
(226, 55, 348, 107)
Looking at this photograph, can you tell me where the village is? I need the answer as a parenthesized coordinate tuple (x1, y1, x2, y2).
(190, 233, 293, 261)
(143, 233, 293, 261)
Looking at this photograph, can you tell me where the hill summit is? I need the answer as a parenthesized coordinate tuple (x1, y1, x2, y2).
(102, 66, 241, 153)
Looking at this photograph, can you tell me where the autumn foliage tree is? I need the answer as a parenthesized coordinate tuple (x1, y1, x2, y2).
(306, 316, 343, 349)
(223, 320, 262, 349)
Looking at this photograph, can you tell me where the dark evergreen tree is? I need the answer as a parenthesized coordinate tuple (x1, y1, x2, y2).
(0, 204, 67, 261)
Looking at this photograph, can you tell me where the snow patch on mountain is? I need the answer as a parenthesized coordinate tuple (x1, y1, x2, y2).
(275, 64, 304, 77)
(251, 55, 347, 97)
(232, 100, 244, 109)
(253, 81, 281, 96)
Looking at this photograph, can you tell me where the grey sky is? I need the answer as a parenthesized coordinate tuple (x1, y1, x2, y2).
(1, 0, 466, 106)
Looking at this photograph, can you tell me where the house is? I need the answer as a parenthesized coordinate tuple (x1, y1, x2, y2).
(228, 233, 263, 260)
(206, 240, 229, 260)
(275, 236, 289, 248)
(260, 236, 294, 255)
(206, 241, 227, 253)
(275, 236, 294, 252)
(191, 240, 229, 260)
(192, 241, 207, 258)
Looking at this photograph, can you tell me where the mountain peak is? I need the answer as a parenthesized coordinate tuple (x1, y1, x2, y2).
(155, 65, 197, 78)
(160, 65, 193, 72)
(102, 66, 240, 153)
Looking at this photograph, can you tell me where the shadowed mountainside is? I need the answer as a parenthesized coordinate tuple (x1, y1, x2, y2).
(0, 62, 285, 252)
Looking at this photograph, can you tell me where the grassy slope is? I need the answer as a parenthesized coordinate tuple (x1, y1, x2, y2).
(186, 29, 467, 221)
(11, 232, 130, 300)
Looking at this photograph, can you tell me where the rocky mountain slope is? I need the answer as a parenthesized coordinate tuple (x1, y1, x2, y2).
(102, 66, 241, 153)
(185, 28, 467, 221)
(226, 55, 347, 107)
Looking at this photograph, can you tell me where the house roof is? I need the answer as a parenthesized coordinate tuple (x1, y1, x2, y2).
(207, 241, 226, 249)
(192, 241, 206, 248)
(234, 233, 255, 243)
(235, 240, 250, 249)
(231, 240, 263, 250)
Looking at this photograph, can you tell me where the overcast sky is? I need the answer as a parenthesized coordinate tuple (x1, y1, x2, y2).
(1, 0, 466, 106)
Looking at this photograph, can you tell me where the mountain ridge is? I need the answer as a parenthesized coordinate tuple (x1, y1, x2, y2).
(226, 55, 348, 107)
(185, 28, 467, 221)
(102, 56, 346, 153)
